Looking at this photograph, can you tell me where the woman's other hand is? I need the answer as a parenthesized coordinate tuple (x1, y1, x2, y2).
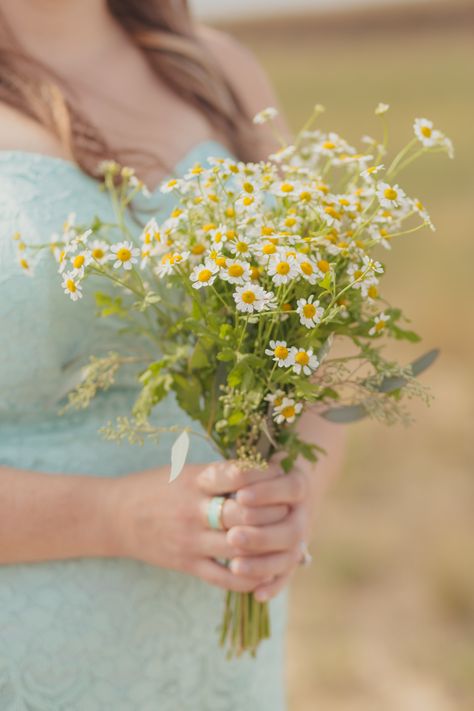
(108, 459, 289, 593)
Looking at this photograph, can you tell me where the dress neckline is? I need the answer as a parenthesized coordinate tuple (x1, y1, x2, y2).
(0, 138, 233, 195)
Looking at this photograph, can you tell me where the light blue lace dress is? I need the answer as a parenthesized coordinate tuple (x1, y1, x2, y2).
(0, 142, 289, 711)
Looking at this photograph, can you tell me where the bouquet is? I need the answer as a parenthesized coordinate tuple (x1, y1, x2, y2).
(16, 103, 453, 658)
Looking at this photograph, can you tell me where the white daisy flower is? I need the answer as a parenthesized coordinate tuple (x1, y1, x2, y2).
(269, 145, 296, 163)
(229, 235, 252, 257)
(295, 256, 320, 285)
(369, 312, 389, 336)
(220, 259, 250, 285)
(296, 295, 324, 328)
(288, 347, 320, 376)
(253, 106, 278, 125)
(160, 177, 182, 193)
(17, 254, 34, 277)
(62, 271, 83, 301)
(111, 241, 140, 270)
(264, 340, 292, 367)
(140, 219, 161, 245)
(360, 164, 385, 181)
(155, 250, 190, 277)
(375, 102, 390, 115)
(268, 250, 298, 286)
(233, 284, 275, 313)
(264, 389, 287, 407)
(69, 250, 92, 277)
(273, 397, 303, 424)
(190, 259, 219, 289)
(412, 197, 435, 231)
(413, 118, 454, 158)
(376, 182, 409, 210)
(90, 240, 110, 265)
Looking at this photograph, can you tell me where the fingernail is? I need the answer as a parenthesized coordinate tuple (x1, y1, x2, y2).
(231, 559, 249, 574)
(237, 490, 254, 504)
(228, 530, 247, 546)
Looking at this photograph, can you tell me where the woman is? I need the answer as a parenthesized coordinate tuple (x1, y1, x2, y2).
(0, 1, 343, 709)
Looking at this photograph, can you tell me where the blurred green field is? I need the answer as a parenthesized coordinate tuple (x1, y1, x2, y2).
(230, 7, 474, 710)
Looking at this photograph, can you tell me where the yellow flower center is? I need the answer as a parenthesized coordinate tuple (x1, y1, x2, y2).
(375, 320, 386, 331)
(274, 345, 289, 360)
(280, 183, 294, 193)
(241, 290, 256, 304)
(262, 242, 276, 255)
(116, 247, 132, 262)
(303, 304, 316, 318)
(300, 261, 313, 276)
(243, 196, 254, 206)
(226, 207, 235, 218)
(191, 244, 206, 255)
(281, 405, 296, 419)
(215, 256, 227, 267)
(324, 206, 341, 220)
(295, 351, 309, 366)
(285, 217, 297, 227)
(243, 181, 254, 193)
(317, 259, 330, 273)
(276, 262, 290, 275)
(226, 229, 236, 240)
(20, 258, 29, 271)
(354, 269, 363, 280)
(235, 241, 249, 253)
(66, 279, 77, 293)
(72, 254, 85, 269)
(171, 208, 182, 218)
(92, 248, 104, 260)
(282, 302, 292, 312)
(421, 126, 432, 138)
(250, 266, 260, 280)
(322, 141, 336, 150)
(202, 223, 216, 232)
(384, 187, 398, 201)
(368, 285, 378, 299)
(299, 191, 311, 202)
(261, 226, 274, 236)
(198, 269, 212, 282)
(228, 264, 244, 278)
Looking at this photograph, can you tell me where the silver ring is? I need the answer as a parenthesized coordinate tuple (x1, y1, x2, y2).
(298, 540, 313, 567)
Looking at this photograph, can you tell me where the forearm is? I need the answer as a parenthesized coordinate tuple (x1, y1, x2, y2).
(0, 465, 117, 565)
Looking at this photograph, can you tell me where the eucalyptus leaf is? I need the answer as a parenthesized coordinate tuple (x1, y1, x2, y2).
(169, 430, 190, 482)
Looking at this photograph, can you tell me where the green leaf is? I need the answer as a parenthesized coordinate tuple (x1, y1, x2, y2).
(216, 348, 235, 362)
(228, 411, 246, 426)
(169, 430, 190, 482)
(95, 291, 128, 319)
(318, 271, 332, 292)
(188, 341, 209, 370)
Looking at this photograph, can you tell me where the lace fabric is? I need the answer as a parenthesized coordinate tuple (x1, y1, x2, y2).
(0, 146, 288, 710)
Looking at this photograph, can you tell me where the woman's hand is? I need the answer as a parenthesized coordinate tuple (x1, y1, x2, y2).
(108, 459, 290, 593)
(223, 460, 312, 602)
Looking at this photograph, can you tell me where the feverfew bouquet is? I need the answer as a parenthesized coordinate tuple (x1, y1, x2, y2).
(17, 103, 453, 658)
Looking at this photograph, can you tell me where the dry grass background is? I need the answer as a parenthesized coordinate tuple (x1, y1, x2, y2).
(223, 3, 474, 709)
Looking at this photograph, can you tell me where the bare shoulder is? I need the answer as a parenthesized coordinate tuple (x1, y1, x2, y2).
(0, 102, 66, 157)
(196, 25, 292, 151)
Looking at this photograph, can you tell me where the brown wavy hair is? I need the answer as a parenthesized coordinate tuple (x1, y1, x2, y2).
(0, 0, 258, 179)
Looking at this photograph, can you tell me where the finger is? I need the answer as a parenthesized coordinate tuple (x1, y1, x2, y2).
(197, 496, 289, 531)
(222, 499, 290, 528)
(253, 572, 292, 601)
(199, 529, 236, 559)
(196, 459, 284, 496)
(229, 549, 299, 579)
(226, 508, 305, 554)
(236, 469, 308, 507)
(195, 558, 258, 593)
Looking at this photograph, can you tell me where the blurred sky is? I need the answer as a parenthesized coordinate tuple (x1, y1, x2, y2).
(190, 0, 433, 21)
